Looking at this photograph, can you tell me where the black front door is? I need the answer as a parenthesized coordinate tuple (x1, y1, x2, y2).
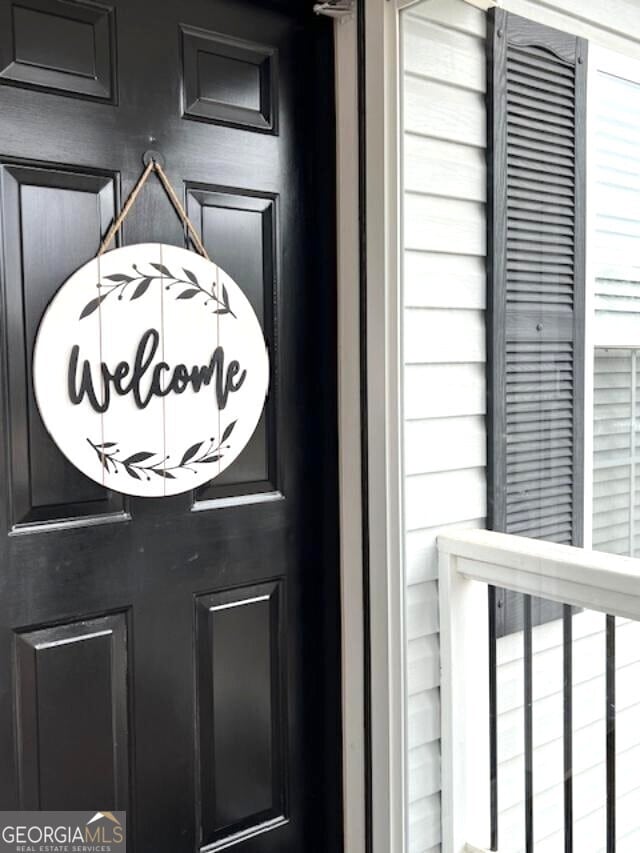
(0, 1, 341, 850)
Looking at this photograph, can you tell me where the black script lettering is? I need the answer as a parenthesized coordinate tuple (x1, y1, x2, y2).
(133, 328, 161, 408)
(68, 344, 108, 413)
(68, 328, 249, 413)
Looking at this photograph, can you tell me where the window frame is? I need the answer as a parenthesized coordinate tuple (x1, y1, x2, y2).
(584, 46, 640, 552)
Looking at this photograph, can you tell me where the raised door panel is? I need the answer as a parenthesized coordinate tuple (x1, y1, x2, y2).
(181, 25, 277, 132)
(14, 612, 129, 810)
(187, 187, 278, 505)
(0, 163, 125, 527)
(0, 0, 116, 101)
(195, 582, 286, 849)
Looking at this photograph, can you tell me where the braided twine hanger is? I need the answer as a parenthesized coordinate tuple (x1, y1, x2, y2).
(97, 157, 209, 259)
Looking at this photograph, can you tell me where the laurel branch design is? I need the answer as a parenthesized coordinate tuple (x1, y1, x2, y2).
(86, 421, 237, 482)
(80, 262, 236, 320)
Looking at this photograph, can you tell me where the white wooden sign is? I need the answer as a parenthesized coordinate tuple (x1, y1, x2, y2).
(33, 243, 269, 497)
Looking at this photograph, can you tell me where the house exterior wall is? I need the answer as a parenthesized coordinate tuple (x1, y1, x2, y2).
(401, 4, 487, 851)
(400, 2, 640, 852)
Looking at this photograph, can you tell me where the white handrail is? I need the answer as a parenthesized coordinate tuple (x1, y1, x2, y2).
(439, 528, 640, 621)
(437, 529, 640, 853)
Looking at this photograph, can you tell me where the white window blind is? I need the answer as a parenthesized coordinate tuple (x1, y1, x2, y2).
(593, 348, 639, 556)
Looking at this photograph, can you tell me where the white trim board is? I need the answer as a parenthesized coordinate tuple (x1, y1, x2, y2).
(364, 1, 407, 852)
(334, 11, 367, 853)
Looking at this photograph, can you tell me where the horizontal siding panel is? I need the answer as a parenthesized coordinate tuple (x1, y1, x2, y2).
(404, 135, 486, 202)
(408, 793, 441, 853)
(405, 468, 487, 531)
(404, 194, 485, 255)
(405, 364, 486, 420)
(408, 0, 486, 38)
(501, 0, 640, 51)
(405, 416, 486, 475)
(403, 16, 485, 92)
(404, 251, 486, 309)
(405, 520, 485, 586)
(404, 308, 485, 364)
(409, 740, 441, 803)
(407, 581, 439, 640)
(404, 74, 486, 147)
(408, 688, 441, 749)
(407, 634, 440, 695)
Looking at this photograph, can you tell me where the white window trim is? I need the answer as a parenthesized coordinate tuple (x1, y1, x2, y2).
(584, 45, 640, 550)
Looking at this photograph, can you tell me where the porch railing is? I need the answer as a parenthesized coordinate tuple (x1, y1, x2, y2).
(438, 529, 640, 853)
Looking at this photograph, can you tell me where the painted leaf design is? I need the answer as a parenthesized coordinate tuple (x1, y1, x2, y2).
(151, 263, 171, 277)
(131, 278, 152, 299)
(98, 454, 109, 471)
(214, 308, 230, 315)
(177, 289, 199, 299)
(123, 451, 155, 465)
(125, 466, 141, 480)
(79, 294, 107, 319)
(222, 421, 237, 442)
(97, 442, 117, 449)
(153, 469, 176, 479)
(104, 274, 134, 283)
(184, 268, 197, 284)
(222, 284, 229, 306)
(181, 441, 203, 465)
(200, 455, 221, 463)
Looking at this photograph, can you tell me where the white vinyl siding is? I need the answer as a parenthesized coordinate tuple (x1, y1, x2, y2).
(401, 2, 640, 852)
(401, 3, 487, 851)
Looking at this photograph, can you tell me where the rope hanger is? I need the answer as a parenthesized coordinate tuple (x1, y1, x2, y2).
(98, 154, 210, 260)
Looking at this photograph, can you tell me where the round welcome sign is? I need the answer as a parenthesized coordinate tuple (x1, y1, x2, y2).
(33, 244, 269, 497)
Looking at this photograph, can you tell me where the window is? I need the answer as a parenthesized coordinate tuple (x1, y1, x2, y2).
(587, 49, 640, 559)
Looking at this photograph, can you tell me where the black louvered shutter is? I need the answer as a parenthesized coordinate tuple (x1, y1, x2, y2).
(487, 9, 587, 637)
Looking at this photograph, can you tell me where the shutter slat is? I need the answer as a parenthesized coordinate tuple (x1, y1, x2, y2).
(488, 9, 586, 637)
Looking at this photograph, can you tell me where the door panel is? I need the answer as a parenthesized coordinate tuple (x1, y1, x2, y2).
(188, 187, 277, 500)
(0, 0, 116, 102)
(196, 581, 286, 846)
(180, 25, 277, 132)
(1, 163, 123, 526)
(0, 1, 340, 850)
(15, 613, 129, 810)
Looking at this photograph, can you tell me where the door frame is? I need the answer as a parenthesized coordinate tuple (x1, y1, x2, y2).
(335, 2, 491, 851)
(332, 3, 406, 852)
